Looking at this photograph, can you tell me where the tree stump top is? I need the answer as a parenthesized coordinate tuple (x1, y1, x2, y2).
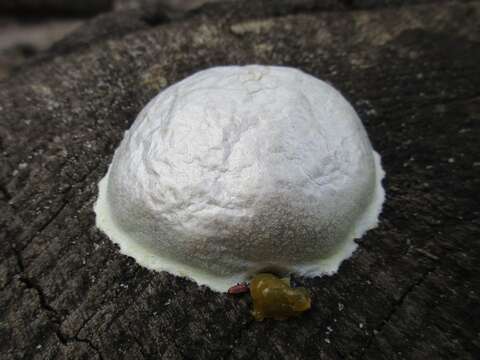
(1, 1, 479, 359)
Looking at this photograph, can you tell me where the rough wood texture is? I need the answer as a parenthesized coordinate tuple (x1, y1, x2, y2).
(1, 1, 479, 359)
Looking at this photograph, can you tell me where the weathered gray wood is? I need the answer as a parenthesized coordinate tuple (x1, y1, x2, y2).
(1, 1, 479, 359)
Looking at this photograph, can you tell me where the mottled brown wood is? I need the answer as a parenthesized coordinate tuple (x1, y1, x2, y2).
(0, 1, 479, 359)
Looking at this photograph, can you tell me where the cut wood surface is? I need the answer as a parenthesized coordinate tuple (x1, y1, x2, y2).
(0, 1, 479, 359)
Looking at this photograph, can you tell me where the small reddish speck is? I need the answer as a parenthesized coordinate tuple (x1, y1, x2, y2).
(228, 283, 250, 294)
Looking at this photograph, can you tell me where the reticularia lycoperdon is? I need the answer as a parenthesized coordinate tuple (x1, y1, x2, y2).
(94, 65, 385, 292)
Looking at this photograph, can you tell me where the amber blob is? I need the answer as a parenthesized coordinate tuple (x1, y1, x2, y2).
(249, 273, 311, 321)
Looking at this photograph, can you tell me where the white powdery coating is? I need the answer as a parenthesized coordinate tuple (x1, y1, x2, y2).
(94, 65, 385, 292)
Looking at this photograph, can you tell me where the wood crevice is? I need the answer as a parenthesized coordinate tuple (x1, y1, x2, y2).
(18, 273, 104, 359)
(358, 263, 439, 359)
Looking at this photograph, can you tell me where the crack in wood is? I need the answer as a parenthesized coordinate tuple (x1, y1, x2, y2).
(2, 163, 106, 359)
(0, 183, 12, 201)
(15, 161, 101, 255)
(358, 264, 438, 359)
(28, 199, 70, 244)
(18, 274, 105, 360)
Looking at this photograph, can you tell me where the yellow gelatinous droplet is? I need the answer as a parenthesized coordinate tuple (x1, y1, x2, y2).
(250, 273, 311, 321)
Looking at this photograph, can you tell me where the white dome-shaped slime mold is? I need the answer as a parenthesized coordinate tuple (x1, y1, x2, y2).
(94, 65, 385, 292)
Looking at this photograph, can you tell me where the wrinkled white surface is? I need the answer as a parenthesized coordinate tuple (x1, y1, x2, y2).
(94, 65, 385, 292)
